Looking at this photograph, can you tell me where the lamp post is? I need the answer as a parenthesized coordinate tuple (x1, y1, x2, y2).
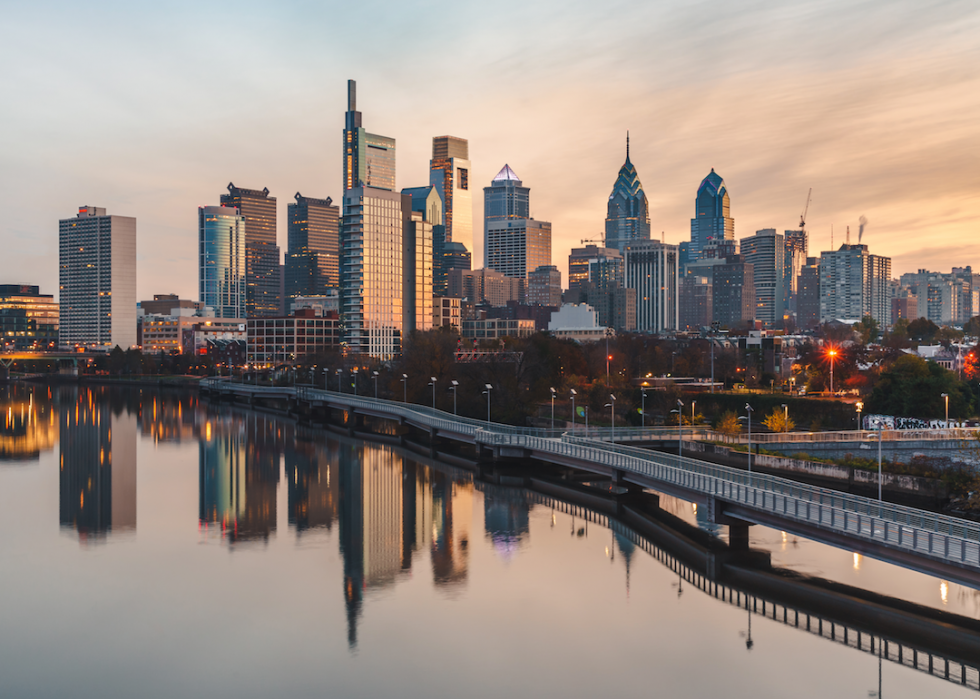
(336, 368, 343, 393)
(856, 401, 863, 430)
(352, 367, 358, 395)
(676, 399, 684, 456)
(483, 384, 493, 425)
(691, 400, 697, 426)
(745, 403, 754, 473)
(429, 376, 437, 410)
(781, 403, 789, 432)
(710, 338, 715, 394)
(584, 405, 589, 437)
(604, 395, 616, 443)
(550, 387, 556, 429)
(401, 373, 407, 403)
(873, 417, 884, 502)
(450, 380, 459, 415)
(827, 346, 838, 395)
(641, 388, 647, 428)
(372, 370, 379, 399)
(941, 392, 949, 426)
(570, 388, 577, 430)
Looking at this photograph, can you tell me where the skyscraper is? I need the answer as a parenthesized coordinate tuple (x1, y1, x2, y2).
(740, 229, 785, 328)
(430, 136, 471, 248)
(483, 164, 529, 265)
(818, 243, 891, 326)
(605, 135, 651, 253)
(527, 265, 562, 307)
(220, 184, 280, 317)
(690, 169, 734, 262)
(343, 80, 395, 191)
(285, 193, 340, 306)
(797, 256, 821, 329)
(567, 245, 623, 298)
(403, 186, 447, 294)
(198, 205, 246, 319)
(784, 228, 807, 321)
(58, 206, 136, 349)
(341, 186, 405, 359)
(402, 198, 433, 335)
(485, 218, 552, 281)
(712, 255, 755, 329)
(625, 239, 678, 333)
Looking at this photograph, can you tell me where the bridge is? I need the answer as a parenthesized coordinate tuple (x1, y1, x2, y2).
(198, 379, 980, 589)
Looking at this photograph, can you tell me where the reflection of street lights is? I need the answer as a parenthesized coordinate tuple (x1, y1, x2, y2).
(372, 370, 379, 399)
(941, 392, 949, 425)
(401, 373, 408, 402)
(604, 395, 616, 443)
(483, 384, 493, 425)
(450, 380, 459, 415)
(550, 387, 556, 428)
(429, 376, 437, 409)
(856, 401, 863, 430)
(570, 388, 577, 430)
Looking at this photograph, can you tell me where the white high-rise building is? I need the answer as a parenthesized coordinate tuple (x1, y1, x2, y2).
(625, 239, 678, 333)
(818, 243, 891, 326)
(58, 206, 136, 349)
(740, 228, 785, 328)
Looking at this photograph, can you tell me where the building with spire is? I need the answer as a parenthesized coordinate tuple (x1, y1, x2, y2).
(605, 134, 650, 253)
(342, 80, 395, 191)
(689, 169, 734, 264)
(483, 165, 549, 282)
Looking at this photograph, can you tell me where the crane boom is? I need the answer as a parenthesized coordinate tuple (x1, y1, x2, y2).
(799, 188, 812, 230)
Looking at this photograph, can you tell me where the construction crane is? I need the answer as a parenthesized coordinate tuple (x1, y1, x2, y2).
(580, 235, 605, 246)
(799, 188, 812, 231)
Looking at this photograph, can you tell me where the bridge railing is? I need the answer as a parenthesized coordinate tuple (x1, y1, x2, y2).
(721, 427, 980, 444)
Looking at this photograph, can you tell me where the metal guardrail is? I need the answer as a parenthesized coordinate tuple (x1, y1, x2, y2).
(718, 428, 980, 444)
(203, 379, 980, 573)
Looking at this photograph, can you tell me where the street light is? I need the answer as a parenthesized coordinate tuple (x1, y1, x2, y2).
(604, 394, 616, 443)
(401, 373, 408, 403)
(676, 399, 685, 456)
(641, 387, 647, 428)
(352, 367, 358, 395)
(856, 401, 864, 430)
(550, 387, 556, 429)
(570, 388, 577, 430)
(691, 399, 697, 426)
(450, 380, 459, 415)
(429, 377, 438, 410)
(941, 392, 949, 426)
(826, 346, 839, 395)
(372, 370, 379, 399)
(781, 403, 789, 432)
(483, 384, 493, 425)
(336, 368, 343, 393)
(872, 417, 885, 502)
(744, 404, 754, 473)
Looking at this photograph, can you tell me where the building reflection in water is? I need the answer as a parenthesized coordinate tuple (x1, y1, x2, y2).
(483, 492, 529, 562)
(59, 387, 136, 543)
(1, 385, 58, 462)
(140, 392, 199, 444)
(431, 472, 472, 587)
(199, 412, 282, 545)
(286, 429, 339, 534)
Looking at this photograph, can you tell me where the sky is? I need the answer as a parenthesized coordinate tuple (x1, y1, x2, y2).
(1, 0, 979, 301)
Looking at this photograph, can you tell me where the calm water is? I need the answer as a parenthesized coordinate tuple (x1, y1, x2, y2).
(1, 385, 978, 699)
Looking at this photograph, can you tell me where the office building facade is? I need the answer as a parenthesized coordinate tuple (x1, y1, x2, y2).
(605, 136, 651, 253)
(485, 218, 551, 281)
(740, 228, 785, 328)
(59, 206, 137, 349)
(625, 239, 678, 333)
(818, 243, 891, 326)
(448, 268, 523, 306)
(483, 164, 530, 265)
(343, 79, 395, 191)
(567, 245, 623, 297)
(690, 169, 734, 262)
(429, 136, 472, 249)
(796, 256, 821, 330)
(199, 206, 247, 319)
(403, 205, 433, 335)
(220, 183, 280, 317)
(712, 255, 755, 329)
(285, 193, 340, 305)
(0, 285, 59, 350)
(527, 265, 562, 307)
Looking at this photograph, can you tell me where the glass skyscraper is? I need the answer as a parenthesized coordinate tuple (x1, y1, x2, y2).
(690, 169, 735, 261)
(429, 136, 471, 248)
(220, 183, 280, 317)
(604, 136, 650, 253)
(285, 193, 340, 307)
(198, 205, 246, 319)
(343, 80, 396, 191)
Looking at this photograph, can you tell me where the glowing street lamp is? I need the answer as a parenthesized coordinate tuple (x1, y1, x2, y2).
(372, 370, 379, 399)
(603, 394, 616, 443)
(570, 388, 577, 430)
(856, 401, 863, 430)
(941, 392, 949, 425)
(550, 387, 557, 429)
(826, 346, 839, 395)
(401, 373, 408, 403)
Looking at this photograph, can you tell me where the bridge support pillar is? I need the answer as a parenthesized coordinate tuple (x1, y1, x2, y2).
(728, 523, 750, 551)
(348, 408, 357, 436)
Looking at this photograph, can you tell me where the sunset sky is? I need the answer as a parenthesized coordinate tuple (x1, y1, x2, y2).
(2, 0, 978, 300)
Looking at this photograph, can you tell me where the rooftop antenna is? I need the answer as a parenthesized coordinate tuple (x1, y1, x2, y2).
(846, 226, 850, 246)
(626, 131, 630, 160)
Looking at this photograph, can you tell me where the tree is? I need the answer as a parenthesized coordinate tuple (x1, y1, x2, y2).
(964, 316, 980, 338)
(936, 326, 964, 349)
(865, 354, 972, 418)
(907, 317, 940, 343)
(853, 316, 880, 345)
(716, 411, 740, 435)
(762, 408, 796, 433)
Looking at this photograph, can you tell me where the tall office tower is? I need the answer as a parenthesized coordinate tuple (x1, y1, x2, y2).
(402, 197, 433, 335)
(604, 136, 651, 253)
(341, 187, 405, 359)
(442, 242, 472, 278)
(285, 193, 340, 305)
(59, 388, 136, 540)
(678, 275, 713, 331)
(527, 265, 562, 307)
(343, 80, 396, 191)
(740, 229, 785, 328)
(818, 243, 891, 326)
(198, 206, 247, 319)
(625, 239, 678, 333)
(712, 255, 755, 329)
(483, 164, 530, 265)
(690, 169, 734, 261)
(485, 218, 552, 281)
(220, 184, 280, 317)
(58, 206, 136, 349)
(797, 257, 821, 330)
(783, 228, 807, 319)
(567, 245, 623, 298)
(430, 136, 472, 248)
(402, 186, 446, 295)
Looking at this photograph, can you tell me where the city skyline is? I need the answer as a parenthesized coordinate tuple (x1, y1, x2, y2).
(2, 1, 979, 302)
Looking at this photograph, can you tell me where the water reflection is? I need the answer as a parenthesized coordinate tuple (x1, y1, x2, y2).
(484, 493, 529, 562)
(0, 385, 57, 461)
(59, 387, 136, 542)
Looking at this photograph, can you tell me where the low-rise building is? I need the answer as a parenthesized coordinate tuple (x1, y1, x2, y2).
(247, 309, 340, 365)
(460, 318, 535, 341)
(0, 285, 59, 350)
(433, 296, 461, 330)
(546, 303, 612, 343)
